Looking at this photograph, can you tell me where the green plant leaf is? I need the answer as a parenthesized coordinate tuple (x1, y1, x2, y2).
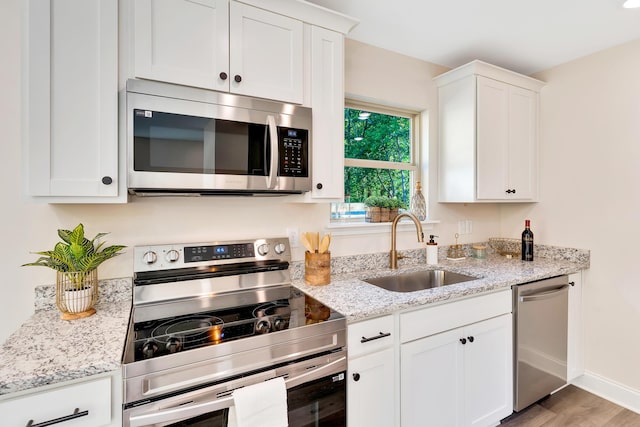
(23, 223, 126, 273)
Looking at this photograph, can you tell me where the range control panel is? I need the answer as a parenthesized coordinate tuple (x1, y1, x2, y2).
(133, 237, 290, 272)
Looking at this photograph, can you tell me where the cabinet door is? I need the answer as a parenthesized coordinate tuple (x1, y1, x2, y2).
(307, 26, 344, 200)
(476, 76, 509, 200)
(26, 0, 119, 198)
(507, 86, 537, 200)
(134, 0, 229, 92)
(401, 328, 464, 427)
(229, 2, 303, 104)
(477, 76, 537, 201)
(0, 376, 112, 427)
(348, 348, 395, 427)
(567, 272, 584, 381)
(464, 314, 513, 427)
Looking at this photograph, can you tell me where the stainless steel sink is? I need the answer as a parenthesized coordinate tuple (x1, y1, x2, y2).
(363, 269, 477, 293)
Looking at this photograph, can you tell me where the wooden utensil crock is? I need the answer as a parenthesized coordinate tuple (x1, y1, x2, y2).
(304, 251, 331, 286)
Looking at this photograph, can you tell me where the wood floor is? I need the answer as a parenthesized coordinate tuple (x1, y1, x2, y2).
(500, 385, 640, 426)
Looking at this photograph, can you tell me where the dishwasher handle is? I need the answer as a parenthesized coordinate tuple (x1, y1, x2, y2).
(519, 285, 569, 303)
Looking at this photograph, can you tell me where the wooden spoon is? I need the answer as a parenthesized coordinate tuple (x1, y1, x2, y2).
(300, 233, 315, 253)
(318, 233, 331, 253)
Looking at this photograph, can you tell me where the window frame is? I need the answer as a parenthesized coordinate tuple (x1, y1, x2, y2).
(333, 100, 422, 224)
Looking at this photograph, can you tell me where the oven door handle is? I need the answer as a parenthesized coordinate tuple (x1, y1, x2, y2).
(266, 115, 278, 189)
(128, 395, 235, 427)
(284, 355, 346, 389)
(128, 356, 346, 427)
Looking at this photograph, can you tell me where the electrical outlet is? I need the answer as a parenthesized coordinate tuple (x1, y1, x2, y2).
(457, 220, 473, 235)
(287, 228, 300, 248)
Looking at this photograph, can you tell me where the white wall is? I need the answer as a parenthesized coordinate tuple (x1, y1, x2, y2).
(500, 38, 640, 391)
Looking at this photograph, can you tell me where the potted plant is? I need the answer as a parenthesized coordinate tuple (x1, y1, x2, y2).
(364, 196, 404, 222)
(23, 223, 125, 319)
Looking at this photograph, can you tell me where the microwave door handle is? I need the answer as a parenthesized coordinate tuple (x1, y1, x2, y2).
(266, 115, 278, 189)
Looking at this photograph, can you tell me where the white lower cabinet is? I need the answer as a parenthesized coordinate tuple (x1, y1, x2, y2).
(347, 315, 396, 427)
(0, 374, 121, 427)
(399, 290, 513, 427)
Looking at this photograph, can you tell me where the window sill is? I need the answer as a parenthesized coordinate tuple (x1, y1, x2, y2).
(326, 219, 440, 236)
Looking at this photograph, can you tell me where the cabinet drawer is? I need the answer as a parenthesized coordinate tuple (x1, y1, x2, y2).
(0, 376, 112, 427)
(348, 315, 394, 358)
(400, 289, 512, 343)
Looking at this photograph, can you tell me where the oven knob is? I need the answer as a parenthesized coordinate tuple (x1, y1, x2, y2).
(255, 320, 271, 334)
(143, 251, 157, 264)
(274, 243, 287, 254)
(166, 337, 182, 353)
(141, 341, 158, 359)
(165, 249, 180, 263)
(273, 317, 287, 331)
(257, 244, 270, 256)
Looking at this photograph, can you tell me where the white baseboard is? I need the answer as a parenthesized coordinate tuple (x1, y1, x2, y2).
(571, 371, 640, 414)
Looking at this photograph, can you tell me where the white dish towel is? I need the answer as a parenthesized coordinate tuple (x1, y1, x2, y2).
(228, 377, 289, 427)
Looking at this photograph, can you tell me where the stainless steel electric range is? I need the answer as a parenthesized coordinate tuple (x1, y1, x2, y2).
(121, 237, 347, 427)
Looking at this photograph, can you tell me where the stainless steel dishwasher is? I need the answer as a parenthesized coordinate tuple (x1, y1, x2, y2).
(513, 275, 569, 411)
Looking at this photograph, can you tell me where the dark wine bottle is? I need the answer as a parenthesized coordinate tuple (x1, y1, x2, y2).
(521, 219, 534, 261)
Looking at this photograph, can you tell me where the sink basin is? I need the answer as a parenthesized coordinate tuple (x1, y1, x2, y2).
(363, 269, 477, 293)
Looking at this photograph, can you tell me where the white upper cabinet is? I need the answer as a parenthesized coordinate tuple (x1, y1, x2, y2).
(134, 0, 303, 104)
(436, 61, 544, 203)
(229, 2, 303, 103)
(306, 26, 344, 200)
(134, 0, 230, 93)
(25, 0, 122, 202)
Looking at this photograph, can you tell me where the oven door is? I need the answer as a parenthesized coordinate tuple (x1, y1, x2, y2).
(123, 352, 346, 427)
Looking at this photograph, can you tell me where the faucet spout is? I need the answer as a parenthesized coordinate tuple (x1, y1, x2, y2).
(390, 212, 424, 269)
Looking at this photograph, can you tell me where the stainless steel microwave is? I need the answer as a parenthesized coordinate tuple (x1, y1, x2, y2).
(126, 80, 312, 195)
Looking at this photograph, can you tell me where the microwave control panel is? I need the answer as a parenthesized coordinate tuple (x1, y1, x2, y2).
(279, 128, 309, 177)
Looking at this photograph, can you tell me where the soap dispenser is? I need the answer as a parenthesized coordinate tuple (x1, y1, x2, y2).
(426, 235, 438, 265)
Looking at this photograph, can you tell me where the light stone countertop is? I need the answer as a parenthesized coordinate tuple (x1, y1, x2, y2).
(0, 279, 131, 397)
(0, 244, 588, 398)
(293, 246, 590, 323)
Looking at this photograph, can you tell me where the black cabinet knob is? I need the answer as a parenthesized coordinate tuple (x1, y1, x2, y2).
(101, 176, 113, 185)
(459, 338, 467, 345)
(569, 281, 575, 287)
(219, 72, 228, 80)
(468, 336, 474, 343)
(353, 373, 360, 382)
(316, 183, 323, 190)
(234, 75, 242, 83)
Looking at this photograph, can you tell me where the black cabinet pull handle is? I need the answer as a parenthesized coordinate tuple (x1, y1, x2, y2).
(219, 72, 228, 80)
(506, 189, 516, 194)
(569, 281, 575, 287)
(459, 338, 467, 344)
(361, 332, 391, 343)
(26, 408, 89, 427)
(316, 183, 323, 190)
(467, 336, 474, 343)
(101, 176, 112, 185)
(353, 373, 361, 382)
(234, 75, 242, 83)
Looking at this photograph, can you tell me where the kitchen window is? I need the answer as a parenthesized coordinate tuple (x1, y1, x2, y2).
(331, 101, 420, 223)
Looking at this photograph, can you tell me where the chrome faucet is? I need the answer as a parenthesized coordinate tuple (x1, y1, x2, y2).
(390, 212, 424, 269)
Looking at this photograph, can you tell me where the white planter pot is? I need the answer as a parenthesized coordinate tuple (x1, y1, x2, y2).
(64, 287, 93, 313)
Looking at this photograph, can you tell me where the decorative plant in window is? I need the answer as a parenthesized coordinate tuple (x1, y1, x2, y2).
(364, 196, 405, 222)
